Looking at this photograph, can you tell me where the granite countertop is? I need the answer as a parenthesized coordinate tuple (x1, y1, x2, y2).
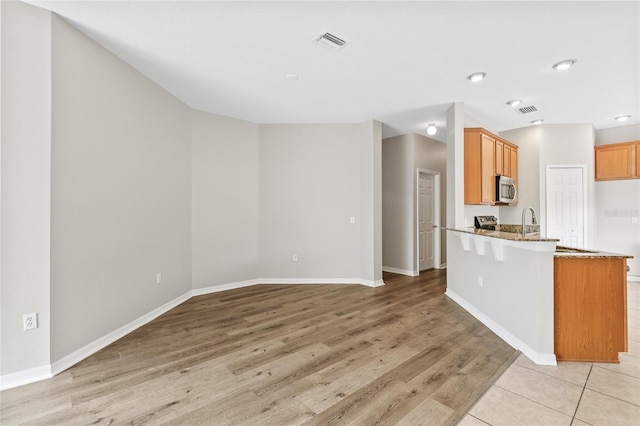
(447, 227, 559, 242)
(447, 227, 633, 259)
(553, 246, 633, 259)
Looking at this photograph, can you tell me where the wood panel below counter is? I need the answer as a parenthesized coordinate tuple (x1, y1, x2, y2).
(554, 256, 628, 362)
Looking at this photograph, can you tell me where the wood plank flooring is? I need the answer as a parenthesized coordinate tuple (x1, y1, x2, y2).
(0, 269, 517, 425)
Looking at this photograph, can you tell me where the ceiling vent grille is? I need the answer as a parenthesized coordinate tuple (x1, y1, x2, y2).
(516, 105, 538, 115)
(315, 32, 347, 50)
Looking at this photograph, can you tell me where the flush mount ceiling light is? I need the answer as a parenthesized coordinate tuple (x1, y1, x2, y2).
(467, 72, 487, 82)
(506, 99, 523, 107)
(552, 59, 577, 71)
(285, 73, 299, 81)
(614, 115, 631, 122)
(531, 119, 544, 125)
(426, 124, 437, 136)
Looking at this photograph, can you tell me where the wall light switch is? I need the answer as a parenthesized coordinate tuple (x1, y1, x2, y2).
(632, 217, 638, 224)
(156, 273, 162, 284)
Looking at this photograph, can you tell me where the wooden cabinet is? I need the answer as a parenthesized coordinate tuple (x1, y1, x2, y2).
(464, 128, 518, 204)
(595, 141, 639, 181)
(554, 256, 628, 362)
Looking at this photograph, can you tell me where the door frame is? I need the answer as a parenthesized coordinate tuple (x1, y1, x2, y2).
(544, 165, 588, 247)
(416, 168, 441, 271)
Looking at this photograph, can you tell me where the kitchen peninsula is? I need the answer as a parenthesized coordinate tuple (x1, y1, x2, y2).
(446, 227, 632, 365)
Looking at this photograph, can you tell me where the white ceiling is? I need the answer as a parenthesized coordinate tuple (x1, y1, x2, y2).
(27, 0, 640, 142)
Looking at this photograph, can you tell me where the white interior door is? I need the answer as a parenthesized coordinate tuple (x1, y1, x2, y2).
(546, 167, 585, 248)
(418, 173, 436, 270)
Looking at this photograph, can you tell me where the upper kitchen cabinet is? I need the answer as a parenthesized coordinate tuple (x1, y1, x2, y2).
(464, 128, 519, 205)
(595, 141, 640, 181)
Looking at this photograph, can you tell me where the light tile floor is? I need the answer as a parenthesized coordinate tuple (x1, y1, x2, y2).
(459, 280, 640, 426)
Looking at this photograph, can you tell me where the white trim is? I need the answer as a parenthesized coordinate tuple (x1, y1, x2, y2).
(417, 169, 441, 273)
(438, 263, 447, 269)
(191, 278, 261, 296)
(0, 365, 52, 391)
(50, 291, 193, 377)
(445, 289, 557, 366)
(382, 266, 419, 276)
(259, 278, 385, 287)
(628, 275, 640, 283)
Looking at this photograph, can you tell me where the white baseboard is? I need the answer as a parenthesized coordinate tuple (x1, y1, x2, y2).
(438, 263, 447, 269)
(628, 275, 640, 283)
(445, 289, 557, 366)
(50, 290, 193, 378)
(2, 275, 384, 391)
(382, 266, 418, 276)
(191, 278, 261, 296)
(0, 365, 52, 391)
(259, 277, 384, 287)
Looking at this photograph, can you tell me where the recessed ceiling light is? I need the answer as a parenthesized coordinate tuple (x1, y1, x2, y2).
(552, 59, 577, 71)
(426, 124, 437, 136)
(531, 119, 544, 125)
(506, 99, 523, 107)
(467, 72, 487, 82)
(285, 73, 299, 81)
(614, 115, 631, 122)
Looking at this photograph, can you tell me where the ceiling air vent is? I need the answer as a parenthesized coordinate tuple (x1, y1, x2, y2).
(315, 32, 347, 50)
(516, 105, 538, 115)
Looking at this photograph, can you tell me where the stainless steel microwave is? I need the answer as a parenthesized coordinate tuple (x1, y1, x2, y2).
(496, 175, 516, 203)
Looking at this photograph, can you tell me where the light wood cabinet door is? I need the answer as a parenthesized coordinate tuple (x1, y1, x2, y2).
(465, 128, 518, 205)
(481, 134, 495, 204)
(636, 142, 640, 176)
(510, 146, 518, 184)
(595, 142, 638, 180)
(503, 144, 511, 177)
(495, 140, 504, 176)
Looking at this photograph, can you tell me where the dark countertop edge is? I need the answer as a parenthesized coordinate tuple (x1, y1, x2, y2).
(446, 227, 559, 242)
(446, 228, 633, 259)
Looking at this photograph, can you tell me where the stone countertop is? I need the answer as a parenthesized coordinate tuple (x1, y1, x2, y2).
(447, 227, 559, 242)
(553, 246, 633, 259)
(447, 227, 633, 259)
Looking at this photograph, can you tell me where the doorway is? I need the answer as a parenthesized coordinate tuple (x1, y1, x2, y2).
(545, 166, 586, 248)
(417, 169, 440, 271)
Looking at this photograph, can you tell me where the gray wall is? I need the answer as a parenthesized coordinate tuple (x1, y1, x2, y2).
(414, 134, 447, 265)
(49, 16, 193, 361)
(382, 133, 447, 274)
(593, 124, 640, 277)
(191, 111, 260, 288)
(382, 135, 414, 273)
(1, 0, 52, 376)
(259, 124, 365, 280)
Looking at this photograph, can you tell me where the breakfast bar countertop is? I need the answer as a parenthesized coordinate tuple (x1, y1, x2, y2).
(447, 227, 633, 259)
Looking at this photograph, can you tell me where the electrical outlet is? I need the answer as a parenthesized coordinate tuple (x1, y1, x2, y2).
(350, 217, 356, 224)
(23, 313, 38, 330)
(292, 254, 298, 262)
(156, 273, 162, 284)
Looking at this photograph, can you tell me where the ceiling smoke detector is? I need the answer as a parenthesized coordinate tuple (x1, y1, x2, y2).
(515, 105, 538, 115)
(315, 32, 347, 50)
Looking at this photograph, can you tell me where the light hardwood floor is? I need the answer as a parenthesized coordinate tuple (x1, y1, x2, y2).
(1, 269, 517, 425)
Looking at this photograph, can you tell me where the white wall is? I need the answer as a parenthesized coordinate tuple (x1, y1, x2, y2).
(259, 123, 372, 282)
(594, 124, 640, 277)
(538, 124, 596, 243)
(447, 231, 556, 364)
(1, 0, 52, 376)
(49, 16, 192, 361)
(191, 111, 260, 288)
(499, 125, 542, 224)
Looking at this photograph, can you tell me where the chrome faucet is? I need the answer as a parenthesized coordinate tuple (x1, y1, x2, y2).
(522, 207, 538, 239)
